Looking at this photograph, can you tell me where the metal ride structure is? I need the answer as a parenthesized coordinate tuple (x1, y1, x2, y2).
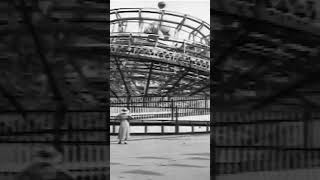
(110, 8, 210, 97)
(1, 0, 107, 179)
(109, 7, 211, 134)
(213, 0, 320, 176)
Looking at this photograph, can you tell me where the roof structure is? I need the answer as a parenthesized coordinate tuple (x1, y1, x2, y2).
(1, 0, 107, 113)
(1, 0, 211, 114)
(110, 7, 210, 98)
(213, 0, 320, 111)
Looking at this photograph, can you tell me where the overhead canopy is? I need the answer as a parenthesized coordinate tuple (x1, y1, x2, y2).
(1, 0, 107, 112)
(213, 0, 320, 111)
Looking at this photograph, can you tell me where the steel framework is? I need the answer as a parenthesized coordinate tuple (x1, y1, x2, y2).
(213, 0, 320, 177)
(110, 8, 210, 97)
(1, 1, 108, 179)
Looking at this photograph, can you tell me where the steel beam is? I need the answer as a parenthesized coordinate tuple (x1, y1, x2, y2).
(252, 69, 320, 110)
(114, 57, 131, 97)
(14, 0, 67, 147)
(189, 84, 210, 96)
(0, 82, 26, 119)
(164, 68, 190, 96)
(214, 29, 250, 68)
(144, 62, 154, 97)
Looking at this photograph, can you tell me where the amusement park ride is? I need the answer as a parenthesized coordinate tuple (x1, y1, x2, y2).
(1, 0, 320, 178)
(0, 0, 210, 179)
(109, 2, 211, 135)
(214, 0, 320, 176)
(213, 0, 320, 111)
(1, 1, 108, 179)
(110, 3, 210, 98)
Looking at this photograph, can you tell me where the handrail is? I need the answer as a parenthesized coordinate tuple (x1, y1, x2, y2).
(213, 0, 320, 37)
(110, 32, 210, 49)
(110, 8, 210, 45)
(110, 8, 210, 29)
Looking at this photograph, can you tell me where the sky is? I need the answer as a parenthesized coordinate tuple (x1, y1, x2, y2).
(110, 0, 210, 24)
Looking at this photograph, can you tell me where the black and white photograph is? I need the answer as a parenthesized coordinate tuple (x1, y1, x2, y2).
(1, 1, 108, 179)
(110, 0, 210, 179)
(2, 0, 320, 180)
(213, 0, 320, 179)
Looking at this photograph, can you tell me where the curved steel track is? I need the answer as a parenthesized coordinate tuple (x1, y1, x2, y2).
(110, 8, 211, 97)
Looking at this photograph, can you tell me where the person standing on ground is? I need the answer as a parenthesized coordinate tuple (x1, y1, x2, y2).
(117, 108, 133, 144)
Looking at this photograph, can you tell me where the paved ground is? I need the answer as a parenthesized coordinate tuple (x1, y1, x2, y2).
(110, 134, 210, 180)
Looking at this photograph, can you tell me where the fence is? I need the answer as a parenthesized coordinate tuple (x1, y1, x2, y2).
(110, 96, 210, 135)
(215, 111, 320, 175)
(0, 111, 109, 180)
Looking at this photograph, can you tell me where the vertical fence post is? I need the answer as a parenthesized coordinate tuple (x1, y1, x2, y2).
(205, 96, 207, 109)
(171, 99, 174, 121)
(303, 110, 312, 167)
(126, 95, 131, 109)
(175, 106, 179, 134)
(303, 111, 311, 149)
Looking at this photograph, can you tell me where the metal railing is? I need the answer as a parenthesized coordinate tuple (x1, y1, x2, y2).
(110, 96, 210, 135)
(215, 111, 320, 175)
(0, 111, 109, 179)
(110, 8, 210, 46)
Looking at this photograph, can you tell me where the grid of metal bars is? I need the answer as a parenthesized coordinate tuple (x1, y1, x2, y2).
(0, 111, 109, 179)
(215, 111, 320, 175)
(110, 96, 210, 135)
